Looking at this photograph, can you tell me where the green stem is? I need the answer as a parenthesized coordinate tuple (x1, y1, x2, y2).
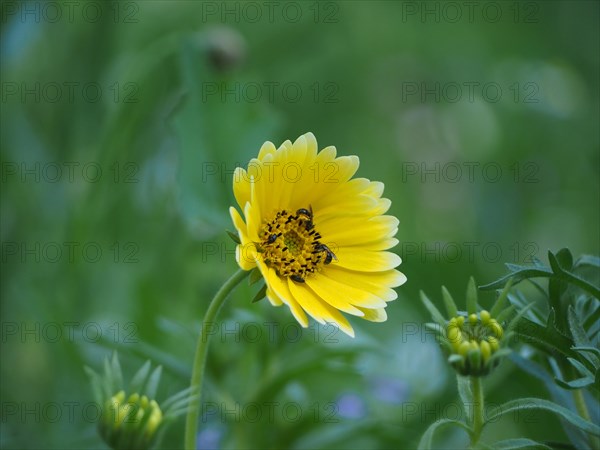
(184, 268, 250, 450)
(573, 388, 600, 450)
(470, 377, 485, 446)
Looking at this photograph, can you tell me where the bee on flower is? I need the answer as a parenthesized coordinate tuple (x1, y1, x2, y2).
(229, 132, 407, 337)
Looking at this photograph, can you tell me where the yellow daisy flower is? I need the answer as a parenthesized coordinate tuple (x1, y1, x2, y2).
(229, 132, 406, 337)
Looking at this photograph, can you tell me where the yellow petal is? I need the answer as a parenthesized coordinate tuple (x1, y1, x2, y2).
(332, 249, 402, 272)
(265, 287, 283, 306)
(305, 277, 366, 316)
(229, 206, 248, 239)
(324, 267, 406, 301)
(357, 307, 388, 322)
(307, 272, 386, 309)
(236, 244, 257, 270)
(258, 141, 277, 160)
(317, 215, 399, 247)
(362, 181, 384, 198)
(232, 167, 250, 209)
(265, 267, 309, 328)
(288, 278, 355, 337)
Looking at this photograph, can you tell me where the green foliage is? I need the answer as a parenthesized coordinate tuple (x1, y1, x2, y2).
(2, 1, 599, 448)
(419, 249, 600, 449)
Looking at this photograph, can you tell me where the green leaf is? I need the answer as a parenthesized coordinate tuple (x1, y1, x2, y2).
(490, 278, 514, 319)
(511, 314, 577, 359)
(110, 352, 123, 391)
(84, 366, 104, 405)
(420, 291, 447, 326)
(568, 306, 593, 348)
(484, 398, 600, 436)
(226, 230, 241, 244)
(252, 284, 267, 303)
(575, 255, 600, 268)
(552, 248, 574, 271)
(566, 357, 595, 378)
(509, 354, 591, 449)
(145, 365, 162, 399)
(555, 376, 595, 390)
(466, 277, 477, 315)
(248, 267, 263, 286)
(103, 357, 115, 396)
(495, 305, 516, 324)
(506, 301, 536, 335)
(479, 267, 553, 291)
(129, 360, 151, 394)
(417, 419, 471, 450)
(574, 346, 600, 360)
(480, 257, 600, 300)
(489, 438, 552, 449)
(441, 286, 458, 318)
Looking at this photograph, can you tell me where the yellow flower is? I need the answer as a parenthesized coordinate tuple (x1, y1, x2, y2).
(229, 132, 406, 337)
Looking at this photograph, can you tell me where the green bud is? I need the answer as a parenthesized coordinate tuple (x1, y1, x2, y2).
(87, 354, 193, 450)
(446, 324, 461, 343)
(488, 319, 503, 338)
(480, 310, 490, 325)
(467, 345, 482, 370)
(421, 278, 512, 378)
(458, 341, 471, 357)
(488, 336, 500, 352)
(479, 339, 491, 363)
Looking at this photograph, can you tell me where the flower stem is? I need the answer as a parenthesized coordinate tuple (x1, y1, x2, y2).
(470, 377, 484, 446)
(184, 268, 249, 450)
(573, 388, 600, 449)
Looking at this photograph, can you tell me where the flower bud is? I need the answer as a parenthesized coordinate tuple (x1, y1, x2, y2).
(480, 310, 490, 325)
(100, 390, 163, 450)
(423, 279, 512, 377)
(87, 354, 193, 450)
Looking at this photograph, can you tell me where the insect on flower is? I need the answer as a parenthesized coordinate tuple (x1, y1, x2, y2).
(229, 132, 406, 337)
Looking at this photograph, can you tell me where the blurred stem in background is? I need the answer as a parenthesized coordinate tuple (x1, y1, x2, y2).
(572, 388, 600, 449)
(184, 269, 250, 450)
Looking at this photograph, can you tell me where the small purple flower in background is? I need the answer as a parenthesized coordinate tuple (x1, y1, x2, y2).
(336, 392, 367, 419)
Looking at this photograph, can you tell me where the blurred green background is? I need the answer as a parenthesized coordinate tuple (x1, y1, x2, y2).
(1, 1, 599, 448)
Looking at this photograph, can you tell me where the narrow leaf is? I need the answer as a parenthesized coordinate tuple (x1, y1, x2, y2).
(145, 365, 162, 399)
(417, 419, 471, 450)
(441, 286, 458, 318)
(466, 277, 477, 315)
(576, 255, 600, 268)
(490, 278, 514, 318)
(110, 352, 123, 391)
(420, 291, 447, 326)
(568, 306, 593, 348)
(129, 360, 151, 394)
(226, 230, 240, 244)
(491, 438, 551, 449)
(248, 267, 263, 286)
(555, 376, 594, 390)
(484, 398, 600, 436)
(252, 284, 267, 303)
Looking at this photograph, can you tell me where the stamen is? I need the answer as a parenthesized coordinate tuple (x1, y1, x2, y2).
(258, 208, 336, 281)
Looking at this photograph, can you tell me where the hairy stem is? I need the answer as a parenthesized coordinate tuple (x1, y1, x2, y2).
(470, 377, 485, 446)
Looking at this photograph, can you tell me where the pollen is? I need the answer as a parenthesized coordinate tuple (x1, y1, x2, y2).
(258, 208, 331, 281)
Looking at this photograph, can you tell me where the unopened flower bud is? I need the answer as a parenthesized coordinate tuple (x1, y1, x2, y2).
(480, 310, 490, 325)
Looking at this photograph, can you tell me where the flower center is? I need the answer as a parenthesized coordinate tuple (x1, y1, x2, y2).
(258, 207, 335, 282)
